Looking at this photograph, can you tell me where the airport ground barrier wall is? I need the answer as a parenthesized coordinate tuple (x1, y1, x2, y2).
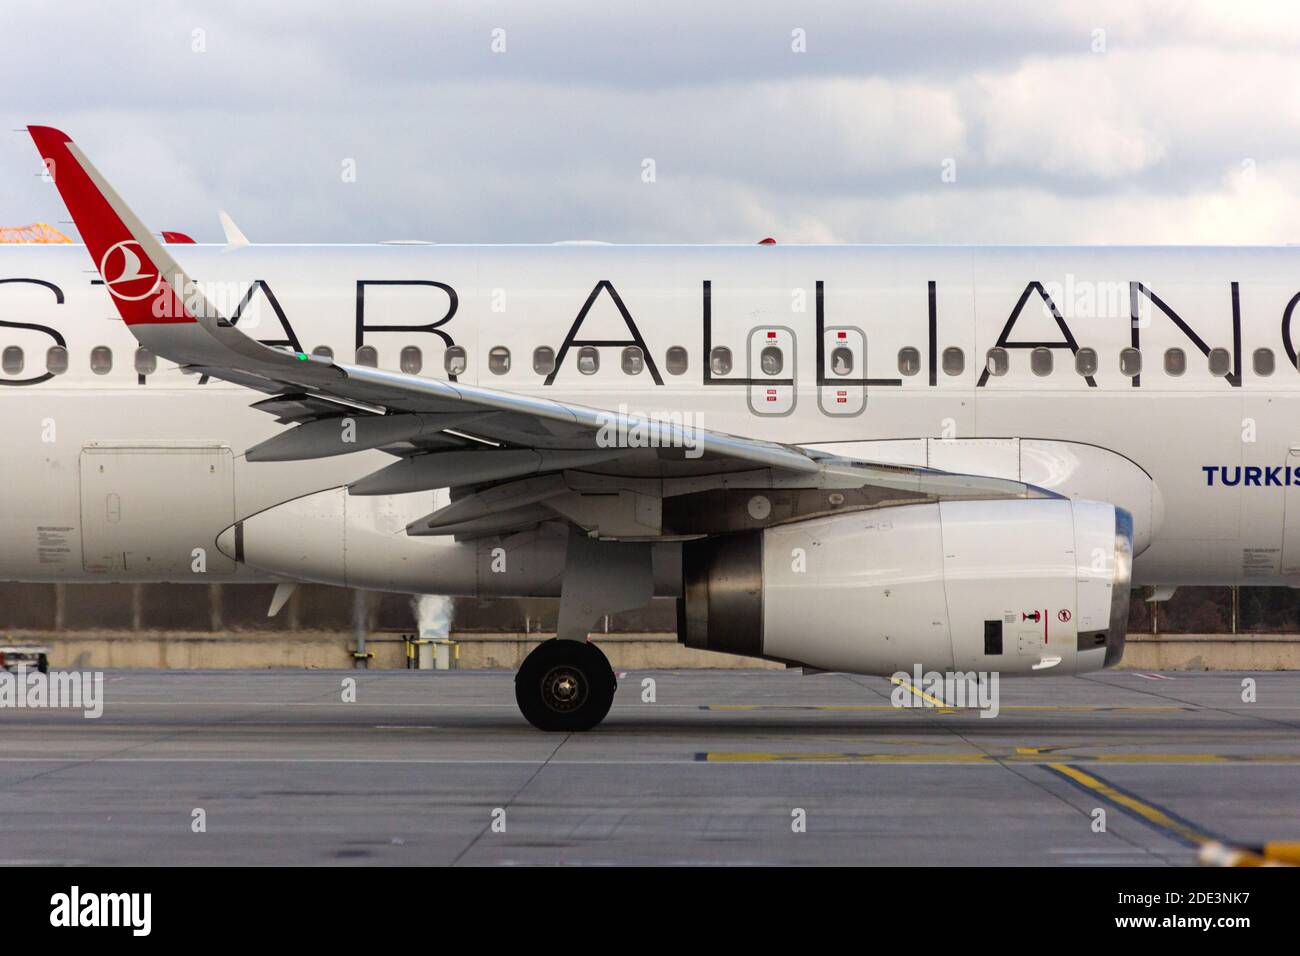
(3, 582, 1300, 670)
(3, 631, 1299, 672)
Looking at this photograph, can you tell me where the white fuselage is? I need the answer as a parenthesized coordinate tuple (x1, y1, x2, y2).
(1, 242, 1296, 588)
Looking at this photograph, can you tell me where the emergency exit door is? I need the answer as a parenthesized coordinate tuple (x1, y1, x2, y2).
(819, 326, 867, 416)
(747, 326, 796, 415)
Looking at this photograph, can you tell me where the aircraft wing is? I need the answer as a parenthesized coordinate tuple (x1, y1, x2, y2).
(30, 125, 1047, 537)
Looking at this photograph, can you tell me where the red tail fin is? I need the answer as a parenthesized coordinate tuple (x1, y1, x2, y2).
(28, 126, 192, 325)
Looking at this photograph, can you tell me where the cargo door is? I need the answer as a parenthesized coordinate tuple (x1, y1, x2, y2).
(80, 444, 236, 575)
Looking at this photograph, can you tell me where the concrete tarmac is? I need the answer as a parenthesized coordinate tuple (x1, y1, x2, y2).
(0, 668, 1296, 865)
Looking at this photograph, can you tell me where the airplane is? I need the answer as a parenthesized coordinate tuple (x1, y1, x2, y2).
(3, 125, 1291, 731)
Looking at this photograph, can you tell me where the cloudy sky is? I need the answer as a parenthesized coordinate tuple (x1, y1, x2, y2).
(3, 0, 1300, 244)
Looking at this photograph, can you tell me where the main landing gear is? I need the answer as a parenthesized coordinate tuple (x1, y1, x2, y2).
(511, 530, 651, 730)
(515, 639, 617, 732)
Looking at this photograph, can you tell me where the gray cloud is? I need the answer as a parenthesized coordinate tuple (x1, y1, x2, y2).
(3, 1, 1300, 244)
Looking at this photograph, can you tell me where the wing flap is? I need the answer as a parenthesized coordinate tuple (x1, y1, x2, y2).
(349, 448, 627, 495)
(246, 412, 489, 462)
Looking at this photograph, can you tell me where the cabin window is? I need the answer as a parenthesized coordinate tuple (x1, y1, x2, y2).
(1075, 348, 1098, 376)
(897, 346, 921, 376)
(622, 346, 645, 375)
(355, 345, 378, 368)
(1208, 348, 1231, 377)
(1120, 347, 1142, 377)
(400, 345, 423, 374)
(1030, 347, 1053, 376)
(577, 346, 599, 374)
(985, 348, 1008, 377)
(444, 346, 467, 376)
(830, 346, 854, 376)
(942, 346, 964, 376)
(760, 345, 784, 376)
(90, 346, 113, 375)
(488, 346, 511, 375)
(311, 345, 334, 360)
(1163, 347, 1186, 377)
(1254, 347, 1275, 377)
(665, 346, 689, 375)
(533, 346, 555, 375)
(134, 347, 156, 376)
(46, 346, 68, 375)
(1, 346, 22, 375)
(710, 346, 733, 376)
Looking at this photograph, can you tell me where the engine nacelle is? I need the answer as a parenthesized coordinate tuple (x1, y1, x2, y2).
(217, 485, 682, 598)
(680, 498, 1132, 676)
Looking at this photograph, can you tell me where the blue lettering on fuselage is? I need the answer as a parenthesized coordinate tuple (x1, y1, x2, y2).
(1203, 465, 1300, 486)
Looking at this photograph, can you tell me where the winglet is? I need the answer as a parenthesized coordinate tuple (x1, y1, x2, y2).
(28, 125, 194, 326)
(27, 126, 330, 377)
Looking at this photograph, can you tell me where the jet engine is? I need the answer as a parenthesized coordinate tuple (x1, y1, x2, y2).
(679, 497, 1131, 676)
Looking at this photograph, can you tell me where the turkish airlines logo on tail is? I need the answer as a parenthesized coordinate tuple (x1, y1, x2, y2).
(99, 240, 161, 301)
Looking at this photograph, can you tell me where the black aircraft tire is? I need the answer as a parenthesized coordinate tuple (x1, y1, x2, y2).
(515, 639, 617, 732)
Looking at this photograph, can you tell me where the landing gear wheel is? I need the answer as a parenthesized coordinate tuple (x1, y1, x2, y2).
(515, 639, 616, 732)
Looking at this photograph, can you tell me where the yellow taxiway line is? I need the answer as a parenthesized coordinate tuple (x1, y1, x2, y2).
(695, 751, 1300, 765)
(700, 704, 1191, 713)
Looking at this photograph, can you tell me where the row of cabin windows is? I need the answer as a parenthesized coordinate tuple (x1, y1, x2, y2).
(972, 345, 1271, 378)
(0, 345, 156, 376)
(0, 343, 697, 379)
(471, 344, 791, 377)
(0, 343, 1280, 381)
(313, 343, 690, 378)
(899, 345, 1273, 379)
